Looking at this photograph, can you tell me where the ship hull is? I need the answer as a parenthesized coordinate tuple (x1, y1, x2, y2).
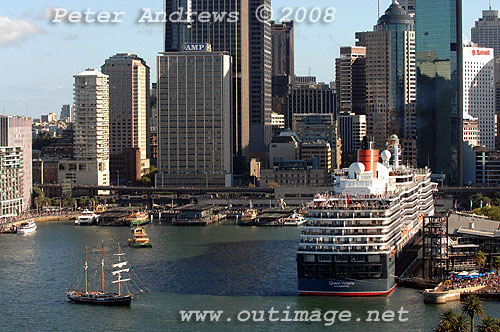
(298, 277, 396, 296)
(67, 292, 132, 306)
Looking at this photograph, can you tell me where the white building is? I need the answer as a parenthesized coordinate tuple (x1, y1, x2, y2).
(156, 44, 233, 187)
(0, 116, 32, 211)
(463, 112, 480, 147)
(463, 45, 496, 149)
(0, 147, 24, 218)
(64, 69, 110, 186)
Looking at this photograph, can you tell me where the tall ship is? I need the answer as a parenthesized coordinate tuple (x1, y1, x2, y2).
(297, 136, 437, 296)
(67, 243, 147, 306)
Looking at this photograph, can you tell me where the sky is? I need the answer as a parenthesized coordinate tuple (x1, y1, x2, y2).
(0, 0, 489, 118)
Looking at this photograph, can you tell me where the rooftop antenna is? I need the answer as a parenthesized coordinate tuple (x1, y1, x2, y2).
(490, 0, 492, 10)
(378, 0, 380, 18)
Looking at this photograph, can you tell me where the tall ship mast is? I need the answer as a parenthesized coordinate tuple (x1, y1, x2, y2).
(67, 243, 147, 306)
(297, 135, 437, 296)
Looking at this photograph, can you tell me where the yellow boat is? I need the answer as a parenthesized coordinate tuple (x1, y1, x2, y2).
(128, 227, 152, 248)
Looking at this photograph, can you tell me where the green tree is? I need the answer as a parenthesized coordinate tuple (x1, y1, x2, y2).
(493, 257, 500, 275)
(436, 310, 457, 332)
(477, 316, 500, 332)
(475, 251, 487, 272)
(462, 294, 485, 332)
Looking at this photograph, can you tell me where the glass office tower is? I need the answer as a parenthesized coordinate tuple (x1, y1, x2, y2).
(415, 0, 463, 185)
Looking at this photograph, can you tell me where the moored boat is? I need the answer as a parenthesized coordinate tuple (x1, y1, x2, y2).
(17, 220, 37, 234)
(75, 210, 99, 226)
(129, 227, 152, 248)
(0, 224, 17, 234)
(127, 212, 149, 226)
(283, 213, 305, 226)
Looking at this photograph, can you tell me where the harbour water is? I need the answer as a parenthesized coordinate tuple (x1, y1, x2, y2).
(1, 221, 499, 332)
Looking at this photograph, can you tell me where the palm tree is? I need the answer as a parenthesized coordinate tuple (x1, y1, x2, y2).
(493, 257, 500, 275)
(454, 314, 473, 332)
(462, 294, 485, 332)
(477, 316, 500, 332)
(436, 310, 456, 332)
(475, 251, 487, 272)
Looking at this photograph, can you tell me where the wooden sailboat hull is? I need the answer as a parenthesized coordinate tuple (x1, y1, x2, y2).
(67, 292, 132, 306)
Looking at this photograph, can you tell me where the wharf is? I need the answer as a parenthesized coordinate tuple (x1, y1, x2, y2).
(396, 278, 439, 290)
(254, 207, 297, 226)
(98, 211, 130, 226)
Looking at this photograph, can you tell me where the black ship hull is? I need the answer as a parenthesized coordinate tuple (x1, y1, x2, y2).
(67, 292, 132, 306)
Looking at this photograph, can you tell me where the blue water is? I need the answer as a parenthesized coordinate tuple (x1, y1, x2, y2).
(0, 221, 498, 332)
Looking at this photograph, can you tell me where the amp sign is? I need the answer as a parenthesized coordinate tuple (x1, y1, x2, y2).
(183, 43, 211, 52)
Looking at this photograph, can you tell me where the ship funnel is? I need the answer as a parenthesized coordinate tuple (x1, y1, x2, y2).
(358, 137, 379, 178)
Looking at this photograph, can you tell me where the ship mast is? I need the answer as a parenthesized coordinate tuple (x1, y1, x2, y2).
(112, 244, 130, 297)
(84, 246, 88, 293)
(101, 241, 104, 294)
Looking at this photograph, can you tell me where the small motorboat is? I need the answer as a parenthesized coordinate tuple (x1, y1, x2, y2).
(283, 213, 305, 226)
(75, 210, 99, 226)
(17, 220, 37, 234)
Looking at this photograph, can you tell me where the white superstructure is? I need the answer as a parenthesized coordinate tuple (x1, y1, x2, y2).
(463, 45, 496, 149)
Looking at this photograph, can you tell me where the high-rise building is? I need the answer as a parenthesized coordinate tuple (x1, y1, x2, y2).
(471, 8, 500, 149)
(70, 69, 110, 186)
(271, 21, 294, 131)
(335, 46, 366, 115)
(164, 0, 192, 52)
(102, 53, 151, 178)
(0, 147, 24, 218)
(416, 0, 462, 185)
(471, 9, 500, 54)
(0, 116, 32, 211)
(463, 45, 496, 149)
(271, 21, 294, 77)
(60, 104, 74, 122)
(156, 45, 233, 187)
(165, 0, 272, 156)
(400, 0, 415, 16)
(356, 2, 416, 151)
(338, 112, 367, 155)
(288, 82, 336, 126)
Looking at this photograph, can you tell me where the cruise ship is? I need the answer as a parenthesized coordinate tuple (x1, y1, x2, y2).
(297, 136, 437, 296)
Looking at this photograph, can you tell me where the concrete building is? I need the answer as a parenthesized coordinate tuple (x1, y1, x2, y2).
(156, 45, 233, 187)
(472, 9, 500, 54)
(271, 112, 285, 138)
(288, 82, 336, 126)
(335, 46, 366, 115)
(294, 76, 316, 86)
(32, 158, 59, 185)
(0, 147, 24, 218)
(41, 113, 58, 123)
(356, 2, 416, 151)
(269, 130, 300, 166)
(60, 104, 74, 122)
(102, 53, 150, 177)
(463, 113, 480, 147)
(464, 146, 500, 186)
(165, 0, 273, 156)
(400, 0, 415, 16)
(261, 159, 330, 187)
(338, 112, 367, 155)
(0, 116, 32, 211)
(70, 68, 110, 186)
(301, 140, 332, 174)
(271, 21, 294, 77)
(463, 45, 496, 149)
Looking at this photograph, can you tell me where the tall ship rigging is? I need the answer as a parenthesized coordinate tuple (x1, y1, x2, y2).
(67, 243, 147, 306)
(297, 136, 437, 296)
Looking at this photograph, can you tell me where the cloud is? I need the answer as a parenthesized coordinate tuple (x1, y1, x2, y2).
(36, 7, 58, 21)
(0, 16, 44, 47)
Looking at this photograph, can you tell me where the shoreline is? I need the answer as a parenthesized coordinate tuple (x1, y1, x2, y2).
(11, 214, 79, 226)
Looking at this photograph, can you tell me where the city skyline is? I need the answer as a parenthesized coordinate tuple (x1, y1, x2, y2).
(0, 0, 488, 118)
